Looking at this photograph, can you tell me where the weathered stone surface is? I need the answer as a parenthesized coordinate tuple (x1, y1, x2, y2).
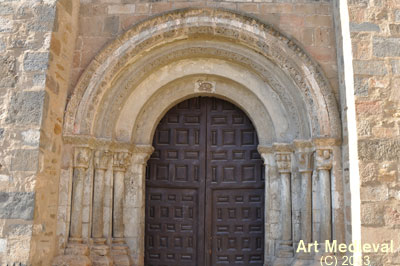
(0, 55, 16, 88)
(0, 192, 35, 220)
(353, 60, 387, 76)
(361, 203, 384, 225)
(0, 128, 4, 139)
(0, 238, 6, 253)
(6, 91, 46, 125)
(23, 52, 49, 71)
(354, 76, 368, 96)
(358, 139, 400, 161)
(0, 17, 13, 32)
(373, 36, 400, 57)
(10, 149, 39, 171)
(350, 22, 380, 32)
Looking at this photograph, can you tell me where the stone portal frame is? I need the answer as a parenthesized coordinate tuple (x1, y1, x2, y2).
(56, 8, 345, 266)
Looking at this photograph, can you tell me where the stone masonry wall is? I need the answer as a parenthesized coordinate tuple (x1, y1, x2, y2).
(349, 0, 400, 265)
(0, 0, 80, 265)
(72, 0, 339, 101)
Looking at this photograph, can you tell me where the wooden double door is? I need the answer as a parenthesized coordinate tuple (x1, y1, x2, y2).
(145, 97, 265, 266)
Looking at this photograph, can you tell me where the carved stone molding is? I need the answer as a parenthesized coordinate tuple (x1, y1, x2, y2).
(113, 151, 131, 172)
(131, 145, 154, 165)
(294, 141, 313, 173)
(73, 146, 91, 169)
(315, 149, 333, 171)
(94, 150, 112, 170)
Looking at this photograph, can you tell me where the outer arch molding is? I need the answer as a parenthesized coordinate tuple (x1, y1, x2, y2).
(64, 8, 341, 144)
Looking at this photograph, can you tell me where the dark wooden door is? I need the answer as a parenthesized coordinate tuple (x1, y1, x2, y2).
(145, 97, 264, 266)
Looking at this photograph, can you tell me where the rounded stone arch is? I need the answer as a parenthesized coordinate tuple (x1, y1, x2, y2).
(64, 8, 341, 145)
(57, 8, 347, 266)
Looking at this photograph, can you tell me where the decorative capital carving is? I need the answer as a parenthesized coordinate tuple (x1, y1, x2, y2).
(257, 145, 273, 165)
(297, 152, 313, 173)
(275, 153, 291, 174)
(315, 149, 333, 170)
(113, 151, 131, 172)
(94, 150, 112, 170)
(131, 145, 154, 165)
(74, 147, 91, 169)
(294, 140, 313, 173)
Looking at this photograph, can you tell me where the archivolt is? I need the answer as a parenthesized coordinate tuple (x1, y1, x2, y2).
(64, 8, 341, 144)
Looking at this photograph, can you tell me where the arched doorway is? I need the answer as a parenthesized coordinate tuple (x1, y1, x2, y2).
(145, 97, 265, 265)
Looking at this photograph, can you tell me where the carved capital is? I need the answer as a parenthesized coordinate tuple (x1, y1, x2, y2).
(294, 140, 313, 173)
(275, 153, 291, 174)
(74, 147, 91, 169)
(131, 145, 154, 165)
(315, 149, 333, 170)
(297, 152, 313, 173)
(113, 151, 131, 172)
(257, 145, 273, 165)
(94, 150, 112, 170)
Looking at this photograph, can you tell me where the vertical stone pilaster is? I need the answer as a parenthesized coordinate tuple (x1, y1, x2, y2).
(70, 146, 91, 243)
(315, 146, 333, 244)
(92, 150, 112, 241)
(257, 145, 275, 262)
(274, 144, 294, 258)
(294, 141, 313, 259)
(112, 151, 132, 266)
(91, 150, 113, 265)
(129, 145, 154, 266)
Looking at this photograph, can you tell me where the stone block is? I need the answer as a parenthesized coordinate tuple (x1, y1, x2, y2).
(24, 52, 49, 71)
(358, 139, 400, 161)
(0, 128, 4, 139)
(350, 22, 380, 32)
(21, 129, 40, 146)
(0, 4, 13, 15)
(6, 90, 47, 125)
(354, 76, 369, 96)
(0, 17, 13, 32)
(389, 24, 400, 36)
(361, 203, 384, 225)
(33, 73, 46, 86)
(33, 4, 56, 22)
(396, 10, 400, 22)
(0, 238, 6, 253)
(11, 149, 39, 172)
(108, 4, 135, 14)
(5, 224, 33, 237)
(0, 192, 35, 220)
(0, 55, 16, 88)
(360, 185, 389, 202)
(373, 36, 400, 57)
(353, 60, 387, 75)
(103, 16, 119, 35)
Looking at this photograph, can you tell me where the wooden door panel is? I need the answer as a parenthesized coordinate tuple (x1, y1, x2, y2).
(145, 97, 264, 266)
(145, 187, 199, 266)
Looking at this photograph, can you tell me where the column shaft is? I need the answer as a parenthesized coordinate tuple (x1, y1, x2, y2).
(70, 167, 86, 240)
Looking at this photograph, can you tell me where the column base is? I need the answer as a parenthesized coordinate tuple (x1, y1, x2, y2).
(91, 243, 113, 266)
(52, 242, 91, 266)
(111, 238, 132, 266)
(277, 240, 294, 258)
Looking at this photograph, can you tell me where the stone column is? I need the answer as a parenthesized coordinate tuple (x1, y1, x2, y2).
(315, 147, 333, 243)
(274, 144, 294, 258)
(91, 150, 113, 265)
(70, 146, 91, 243)
(257, 146, 274, 263)
(294, 141, 313, 259)
(62, 146, 92, 262)
(129, 145, 154, 266)
(112, 151, 132, 265)
(92, 150, 112, 241)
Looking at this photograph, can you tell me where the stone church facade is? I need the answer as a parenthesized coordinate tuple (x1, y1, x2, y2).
(0, 0, 399, 266)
